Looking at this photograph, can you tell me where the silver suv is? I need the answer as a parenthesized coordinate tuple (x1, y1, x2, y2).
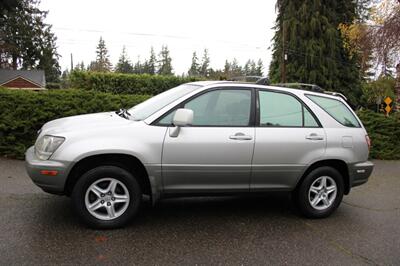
(25, 81, 374, 229)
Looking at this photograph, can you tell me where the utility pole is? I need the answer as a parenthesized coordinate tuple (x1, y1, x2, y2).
(281, 20, 287, 83)
(396, 63, 400, 111)
(70, 53, 74, 72)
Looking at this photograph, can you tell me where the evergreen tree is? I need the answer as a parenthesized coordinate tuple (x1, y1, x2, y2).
(36, 26, 61, 82)
(133, 58, 143, 74)
(268, 0, 362, 104)
(200, 49, 211, 77)
(243, 59, 251, 76)
(146, 47, 157, 75)
(256, 59, 263, 76)
(74, 61, 85, 71)
(60, 69, 70, 88)
(157, 45, 173, 75)
(231, 58, 242, 77)
(115, 46, 133, 73)
(224, 60, 232, 76)
(0, 0, 60, 82)
(90, 37, 112, 72)
(188, 51, 200, 76)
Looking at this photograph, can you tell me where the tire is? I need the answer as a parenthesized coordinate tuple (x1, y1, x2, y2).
(295, 166, 344, 218)
(72, 165, 142, 229)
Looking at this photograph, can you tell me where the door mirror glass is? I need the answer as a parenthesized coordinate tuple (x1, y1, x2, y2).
(172, 108, 193, 127)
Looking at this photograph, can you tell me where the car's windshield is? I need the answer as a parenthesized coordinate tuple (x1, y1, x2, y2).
(128, 84, 201, 121)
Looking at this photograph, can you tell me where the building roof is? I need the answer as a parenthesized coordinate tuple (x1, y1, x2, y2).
(0, 69, 46, 88)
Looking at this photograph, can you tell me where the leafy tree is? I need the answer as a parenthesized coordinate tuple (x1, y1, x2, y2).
(368, 0, 400, 76)
(361, 76, 396, 108)
(0, 0, 61, 82)
(268, 0, 363, 105)
(200, 49, 211, 77)
(115, 46, 133, 73)
(89, 37, 112, 72)
(188, 51, 200, 76)
(157, 45, 173, 75)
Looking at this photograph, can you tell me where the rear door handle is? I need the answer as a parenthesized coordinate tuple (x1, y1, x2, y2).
(306, 133, 324, 140)
(229, 132, 253, 140)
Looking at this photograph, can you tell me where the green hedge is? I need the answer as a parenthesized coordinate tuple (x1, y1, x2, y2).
(69, 71, 202, 95)
(0, 88, 149, 159)
(357, 109, 400, 160)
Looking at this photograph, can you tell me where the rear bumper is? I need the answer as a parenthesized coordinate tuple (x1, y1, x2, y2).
(25, 146, 71, 194)
(348, 161, 374, 188)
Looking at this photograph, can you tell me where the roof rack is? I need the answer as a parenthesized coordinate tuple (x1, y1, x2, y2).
(230, 76, 264, 83)
(272, 83, 324, 93)
(271, 83, 347, 101)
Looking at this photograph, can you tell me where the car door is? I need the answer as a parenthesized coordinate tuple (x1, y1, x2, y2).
(251, 89, 326, 191)
(159, 88, 255, 193)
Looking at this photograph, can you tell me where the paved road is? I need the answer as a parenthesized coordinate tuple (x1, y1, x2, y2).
(0, 158, 399, 265)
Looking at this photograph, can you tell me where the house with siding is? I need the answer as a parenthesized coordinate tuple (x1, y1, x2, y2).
(0, 69, 46, 90)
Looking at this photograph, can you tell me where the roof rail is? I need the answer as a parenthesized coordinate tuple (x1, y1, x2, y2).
(272, 83, 324, 93)
(229, 76, 263, 82)
(271, 82, 348, 101)
(323, 91, 348, 101)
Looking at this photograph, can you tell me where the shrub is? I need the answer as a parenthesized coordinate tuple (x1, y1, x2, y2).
(357, 109, 400, 160)
(69, 71, 202, 95)
(0, 88, 149, 159)
(46, 82, 61, 89)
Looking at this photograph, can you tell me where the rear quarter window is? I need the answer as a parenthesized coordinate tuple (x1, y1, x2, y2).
(306, 95, 360, 128)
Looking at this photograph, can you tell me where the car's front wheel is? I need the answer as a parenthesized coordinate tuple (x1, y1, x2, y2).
(295, 166, 344, 218)
(72, 165, 141, 229)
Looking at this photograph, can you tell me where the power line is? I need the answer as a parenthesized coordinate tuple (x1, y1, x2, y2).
(53, 26, 265, 49)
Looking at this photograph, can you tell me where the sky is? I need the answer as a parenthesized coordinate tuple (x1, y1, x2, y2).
(39, 0, 278, 75)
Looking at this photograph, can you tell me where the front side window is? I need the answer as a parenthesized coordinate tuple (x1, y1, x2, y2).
(306, 95, 360, 127)
(258, 90, 319, 127)
(128, 84, 200, 121)
(158, 89, 252, 126)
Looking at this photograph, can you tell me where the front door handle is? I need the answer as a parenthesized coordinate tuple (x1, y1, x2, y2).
(229, 132, 253, 140)
(306, 133, 324, 140)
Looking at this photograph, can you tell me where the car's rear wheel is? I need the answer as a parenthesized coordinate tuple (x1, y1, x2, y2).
(295, 166, 344, 218)
(72, 165, 141, 229)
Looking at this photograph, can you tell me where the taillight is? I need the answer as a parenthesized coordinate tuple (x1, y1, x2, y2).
(365, 135, 371, 150)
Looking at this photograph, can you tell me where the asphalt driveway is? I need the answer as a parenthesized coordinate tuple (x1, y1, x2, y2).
(0, 158, 399, 265)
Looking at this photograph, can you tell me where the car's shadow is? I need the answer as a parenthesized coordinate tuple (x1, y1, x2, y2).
(36, 192, 299, 230)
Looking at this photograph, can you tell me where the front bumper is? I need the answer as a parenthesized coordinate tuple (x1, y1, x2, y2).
(348, 161, 374, 188)
(25, 146, 71, 194)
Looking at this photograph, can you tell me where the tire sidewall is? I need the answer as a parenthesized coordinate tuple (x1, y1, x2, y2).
(297, 166, 344, 218)
(72, 165, 141, 229)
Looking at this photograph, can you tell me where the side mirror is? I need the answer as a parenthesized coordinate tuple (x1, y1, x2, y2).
(169, 108, 193, 137)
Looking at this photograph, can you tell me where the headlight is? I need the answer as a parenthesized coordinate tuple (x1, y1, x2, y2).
(35, 135, 65, 160)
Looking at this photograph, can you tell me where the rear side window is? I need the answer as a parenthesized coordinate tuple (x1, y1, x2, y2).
(258, 91, 319, 127)
(306, 95, 360, 128)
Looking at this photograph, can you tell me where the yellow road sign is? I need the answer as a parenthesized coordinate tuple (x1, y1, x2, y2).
(384, 97, 392, 105)
(384, 96, 392, 115)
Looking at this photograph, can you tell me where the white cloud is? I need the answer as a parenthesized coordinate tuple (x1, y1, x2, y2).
(40, 0, 277, 75)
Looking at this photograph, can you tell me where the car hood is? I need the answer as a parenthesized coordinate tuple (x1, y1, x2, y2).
(41, 112, 135, 135)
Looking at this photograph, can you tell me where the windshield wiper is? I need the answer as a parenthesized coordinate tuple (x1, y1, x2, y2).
(115, 108, 131, 119)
